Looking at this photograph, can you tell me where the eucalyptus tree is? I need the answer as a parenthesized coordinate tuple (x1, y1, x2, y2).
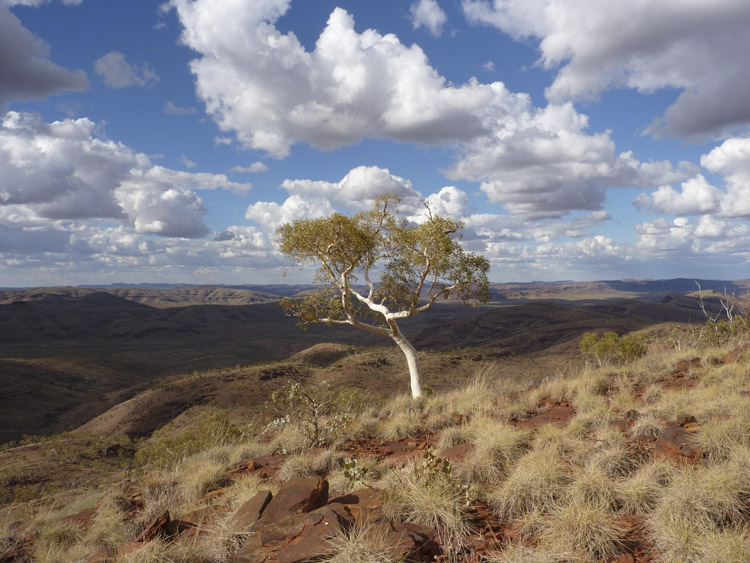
(276, 195, 490, 399)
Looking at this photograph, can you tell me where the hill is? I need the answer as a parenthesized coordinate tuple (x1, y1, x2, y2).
(0, 285, 281, 308)
(1, 317, 749, 562)
(0, 287, 729, 443)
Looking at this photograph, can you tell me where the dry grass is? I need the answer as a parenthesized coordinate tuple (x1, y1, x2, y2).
(540, 496, 625, 562)
(648, 460, 750, 561)
(616, 459, 675, 515)
(381, 463, 470, 538)
(4, 322, 750, 562)
(451, 417, 529, 485)
(489, 447, 570, 520)
(325, 522, 407, 563)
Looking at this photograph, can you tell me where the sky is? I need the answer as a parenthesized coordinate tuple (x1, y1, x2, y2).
(2, 0, 750, 287)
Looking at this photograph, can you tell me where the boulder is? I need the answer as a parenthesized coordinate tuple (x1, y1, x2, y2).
(228, 480, 440, 563)
(655, 426, 705, 464)
(259, 476, 328, 524)
(235, 489, 273, 530)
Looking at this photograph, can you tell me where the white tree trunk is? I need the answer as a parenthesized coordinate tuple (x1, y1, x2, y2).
(392, 334, 423, 399)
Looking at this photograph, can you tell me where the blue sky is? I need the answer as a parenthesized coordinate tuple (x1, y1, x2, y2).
(2, 0, 750, 286)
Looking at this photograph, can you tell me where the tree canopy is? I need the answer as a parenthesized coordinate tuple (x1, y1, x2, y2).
(276, 194, 490, 398)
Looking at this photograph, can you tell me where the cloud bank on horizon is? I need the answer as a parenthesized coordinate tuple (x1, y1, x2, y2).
(0, 0, 749, 286)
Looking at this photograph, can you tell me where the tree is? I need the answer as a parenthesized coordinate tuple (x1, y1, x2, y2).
(276, 194, 490, 399)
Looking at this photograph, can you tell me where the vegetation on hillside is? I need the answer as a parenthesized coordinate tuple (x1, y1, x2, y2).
(1, 307, 750, 561)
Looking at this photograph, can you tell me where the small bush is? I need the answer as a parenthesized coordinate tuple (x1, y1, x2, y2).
(580, 332, 647, 365)
(266, 381, 369, 448)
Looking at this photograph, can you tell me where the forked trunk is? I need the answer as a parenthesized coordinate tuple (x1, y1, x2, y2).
(392, 333, 423, 399)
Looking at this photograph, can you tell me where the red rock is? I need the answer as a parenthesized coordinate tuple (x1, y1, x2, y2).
(676, 414, 697, 426)
(259, 476, 328, 524)
(235, 489, 273, 530)
(135, 510, 170, 542)
(229, 505, 352, 563)
(720, 345, 749, 364)
(0, 536, 32, 563)
(515, 402, 575, 428)
(671, 358, 701, 376)
(180, 505, 229, 527)
(655, 427, 704, 464)
(227, 454, 287, 479)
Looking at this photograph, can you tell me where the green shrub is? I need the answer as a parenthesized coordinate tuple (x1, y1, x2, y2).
(580, 332, 646, 365)
(265, 381, 369, 448)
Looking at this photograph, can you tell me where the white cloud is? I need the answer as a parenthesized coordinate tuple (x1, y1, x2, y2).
(94, 51, 159, 88)
(0, 4, 88, 106)
(168, 0, 689, 219)
(461, 0, 750, 139)
(634, 175, 720, 216)
(231, 161, 269, 173)
(702, 137, 750, 218)
(168, 1, 493, 157)
(410, 0, 448, 36)
(245, 194, 335, 234)
(0, 111, 252, 239)
(214, 136, 233, 146)
(449, 100, 693, 218)
(280, 165, 421, 211)
(634, 137, 750, 219)
(116, 170, 208, 238)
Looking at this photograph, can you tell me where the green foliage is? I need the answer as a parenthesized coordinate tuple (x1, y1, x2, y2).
(277, 194, 489, 327)
(277, 194, 490, 399)
(701, 316, 750, 346)
(342, 457, 372, 490)
(580, 331, 647, 365)
(415, 446, 474, 506)
(266, 380, 369, 449)
(134, 410, 241, 469)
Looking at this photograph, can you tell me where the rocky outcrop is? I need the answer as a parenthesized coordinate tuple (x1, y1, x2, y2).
(228, 477, 440, 563)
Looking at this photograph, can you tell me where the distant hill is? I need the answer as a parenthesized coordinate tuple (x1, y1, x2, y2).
(413, 294, 721, 353)
(0, 285, 281, 308)
(0, 281, 737, 443)
(487, 278, 750, 302)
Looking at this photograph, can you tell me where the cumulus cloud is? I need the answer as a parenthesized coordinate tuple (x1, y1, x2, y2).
(635, 137, 750, 219)
(634, 175, 721, 216)
(0, 4, 88, 106)
(94, 51, 159, 88)
(231, 161, 269, 173)
(461, 0, 750, 139)
(702, 137, 750, 218)
(167, 0, 689, 219)
(448, 99, 693, 218)
(245, 165, 424, 234)
(168, 1, 492, 156)
(0, 111, 252, 238)
(280, 166, 421, 210)
(410, 0, 447, 36)
(245, 195, 335, 234)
